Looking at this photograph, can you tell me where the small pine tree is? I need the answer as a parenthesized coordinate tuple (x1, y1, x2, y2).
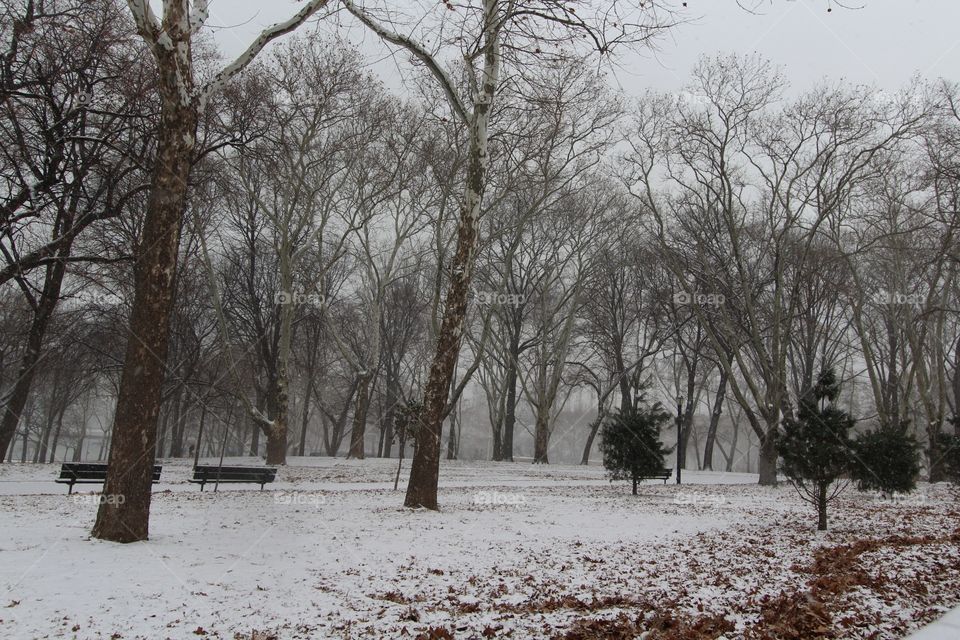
(850, 423, 920, 497)
(778, 369, 855, 531)
(600, 400, 671, 495)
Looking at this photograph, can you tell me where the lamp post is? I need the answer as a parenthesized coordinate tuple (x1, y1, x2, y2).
(676, 394, 684, 485)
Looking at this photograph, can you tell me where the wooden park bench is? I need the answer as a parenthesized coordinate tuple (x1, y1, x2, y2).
(56, 462, 162, 494)
(189, 465, 277, 491)
(639, 468, 673, 484)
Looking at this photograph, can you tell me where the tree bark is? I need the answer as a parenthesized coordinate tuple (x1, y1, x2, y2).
(404, 213, 478, 508)
(168, 388, 186, 458)
(703, 369, 727, 471)
(501, 350, 518, 462)
(298, 373, 313, 457)
(533, 406, 550, 464)
(757, 428, 778, 486)
(817, 483, 828, 531)
(382, 370, 398, 458)
(446, 410, 458, 460)
(403, 17, 499, 509)
(92, 53, 198, 541)
(264, 357, 288, 465)
(49, 405, 66, 463)
(248, 409, 261, 456)
(348, 372, 372, 459)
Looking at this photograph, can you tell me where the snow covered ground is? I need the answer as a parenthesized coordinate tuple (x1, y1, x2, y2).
(0, 457, 958, 639)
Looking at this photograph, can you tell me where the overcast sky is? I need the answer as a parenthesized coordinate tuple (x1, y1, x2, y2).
(200, 1, 959, 97)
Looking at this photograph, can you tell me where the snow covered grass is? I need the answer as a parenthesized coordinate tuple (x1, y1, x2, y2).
(0, 458, 957, 639)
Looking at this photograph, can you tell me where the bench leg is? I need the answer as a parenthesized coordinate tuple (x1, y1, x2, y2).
(200, 481, 205, 491)
(68, 482, 74, 495)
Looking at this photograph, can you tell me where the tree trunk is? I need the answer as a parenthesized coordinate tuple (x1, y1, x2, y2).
(20, 423, 29, 462)
(36, 411, 53, 463)
(404, 217, 475, 507)
(37, 380, 59, 463)
(265, 374, 287, 465)
(703, 369, 727, 471)
(49, 405, 66, 463)
(490, 411, 503, 461)
(298, 374, 312, 457)
(157, 412, 168, 460)
(580, 409, 605, 465)
(382, 371, 398, 459)
(91, 64, 198, 542)
(817, 483, 828, 531)
(348, 373, 372, 459)
(757, 428, 777, 486)
(403, 33, 498, 509)
(446, 409, 458, 460)
(168, 388, 185, 458)
(249, 414, 260, 456)
(501, 352, 518, 462)
(0, 257, 67, 461)
(73, 424, 86, 462)
(533, 407, 550, 464)
(928, 423, 947, 482)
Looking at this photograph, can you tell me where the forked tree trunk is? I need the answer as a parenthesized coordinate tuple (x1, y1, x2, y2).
(92, 61, 198, 542)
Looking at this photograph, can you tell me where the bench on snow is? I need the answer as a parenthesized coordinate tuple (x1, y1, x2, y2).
(56, 462, 162, 494)
(189, 465, 277, 491)
(639, 468, 673, 484)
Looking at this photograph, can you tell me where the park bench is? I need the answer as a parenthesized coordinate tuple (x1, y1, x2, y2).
(189, 465, 277, 491)
(56, 462, 162, 494)
(639, 468, 673, 484)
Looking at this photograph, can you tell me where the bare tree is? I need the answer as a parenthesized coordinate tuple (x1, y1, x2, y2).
(94, 0, 336, 543)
